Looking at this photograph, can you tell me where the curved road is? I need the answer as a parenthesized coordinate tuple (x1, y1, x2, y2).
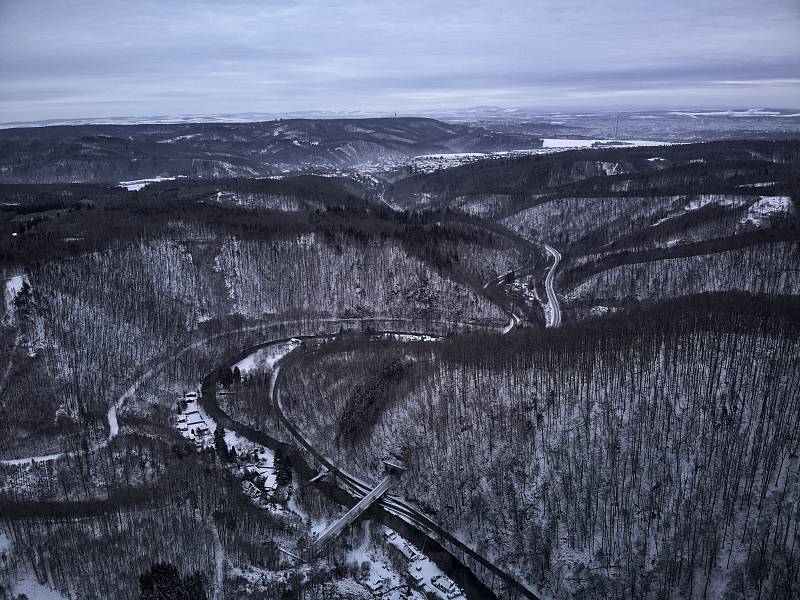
(1, 318, 497, 467)
(205, 326, 540, 600)
(543, 244, 562, 328)
(270, 335, 540, 599)
(484, 243, 562, 330)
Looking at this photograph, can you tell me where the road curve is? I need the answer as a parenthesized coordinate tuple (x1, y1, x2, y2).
(1, 318, 499, 467)
(203, 326, 541, 600)
(543, 244, 562, 328)
(271, 334, 540, 600)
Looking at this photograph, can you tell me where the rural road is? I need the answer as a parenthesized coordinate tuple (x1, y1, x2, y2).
(269, 335, 540, 600)
(202, 326, 540, 600)
(543, 244, 562, 328)
(484, 244, 562, 330)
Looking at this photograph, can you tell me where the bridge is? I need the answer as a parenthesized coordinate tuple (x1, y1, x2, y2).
(314, 460, 405, 549)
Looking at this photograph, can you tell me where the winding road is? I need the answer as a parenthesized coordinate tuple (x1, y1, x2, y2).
(0, 318, 493, 467)
(202, 326, 541, 600)
(1, 242, 562, 596)
(543, 244, 562, 328)
(484, 243, 562, 330)
(267, 334, 540, 599)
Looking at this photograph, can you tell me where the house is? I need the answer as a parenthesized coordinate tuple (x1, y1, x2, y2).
(431, 575, 456, 594)
(363, 578, 384, 594)
(396, 542, 418, 561)
(242, 481, 261, 499)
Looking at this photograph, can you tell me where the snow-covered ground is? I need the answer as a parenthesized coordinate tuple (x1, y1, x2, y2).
(8, 576, 69, 600)
(741, 196, 794, 226)
(383, 530, 465, 599)
(234, 339, 301, 375)
(685, 195, 749, 211)
(118, 175, 187, 191)
(4, 274, 27, 321)
(1, 531, 69, 599)
(176, 395, 279, 497)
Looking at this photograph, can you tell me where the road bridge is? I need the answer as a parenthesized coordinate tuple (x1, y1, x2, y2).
(314, 461, 404, 549)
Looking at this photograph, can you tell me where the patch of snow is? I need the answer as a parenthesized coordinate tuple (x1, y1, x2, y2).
(741, 196, 794, 226)
(118, 175, 187, 191)
(738, 182, 777, 188)
(11, 576, 69, 600)
(685, 195, 749, 211)
(4, 274, 27, 321)
(384, 530, 465, 599)
(234, 340, 299, 375)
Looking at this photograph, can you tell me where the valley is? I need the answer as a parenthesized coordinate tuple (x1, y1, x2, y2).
(0, 117, 798, 600)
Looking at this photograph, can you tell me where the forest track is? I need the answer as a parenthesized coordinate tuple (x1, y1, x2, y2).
(0, 318, 496, 467)
(212, 525, 224, 600)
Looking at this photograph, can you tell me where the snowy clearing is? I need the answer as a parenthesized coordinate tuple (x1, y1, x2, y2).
(234, 339, 300, 375)
(10, 576, 69, 600)
(118, 175, 187, 191)
(685, 195, 749, 211)
(4, 274, 27, 321)
(384, 530, 465, 599)
(741, 196, 794, 226)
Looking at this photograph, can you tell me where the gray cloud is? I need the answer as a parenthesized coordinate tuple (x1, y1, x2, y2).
(1, 0, 798, 121)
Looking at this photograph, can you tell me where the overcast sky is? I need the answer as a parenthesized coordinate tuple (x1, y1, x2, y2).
(1, 0, 798, 122)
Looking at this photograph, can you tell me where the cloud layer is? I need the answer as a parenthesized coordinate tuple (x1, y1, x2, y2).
(1, 0, 799, 121)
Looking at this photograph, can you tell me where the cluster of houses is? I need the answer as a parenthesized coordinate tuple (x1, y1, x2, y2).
(176, 393, 214, 448)
(379, 531, 466, 600)
(238, 449, 279, 504)
(174, 391, 279, 504)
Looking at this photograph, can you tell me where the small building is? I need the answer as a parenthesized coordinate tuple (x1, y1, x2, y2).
(396, 542, 418, 561)
(363, 579, 384, 594)
(242, 480, 261, 499)
(432, 575, 456, 594)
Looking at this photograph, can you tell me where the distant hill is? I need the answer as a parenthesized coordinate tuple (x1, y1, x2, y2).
(0, 117, 542, 184)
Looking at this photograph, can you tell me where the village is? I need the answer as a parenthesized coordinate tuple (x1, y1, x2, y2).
(172, 376, 466, 599)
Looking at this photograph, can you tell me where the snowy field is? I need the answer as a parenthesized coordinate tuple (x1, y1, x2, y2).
(233, 339, 301, 375)
(118, 175, 187, 191)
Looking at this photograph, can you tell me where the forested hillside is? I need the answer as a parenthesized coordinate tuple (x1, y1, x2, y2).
(281, 298, 800, 599)
(1, 136, 798, 600)
(0, 179, 519, 462)
(0, 118, 542, 184)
